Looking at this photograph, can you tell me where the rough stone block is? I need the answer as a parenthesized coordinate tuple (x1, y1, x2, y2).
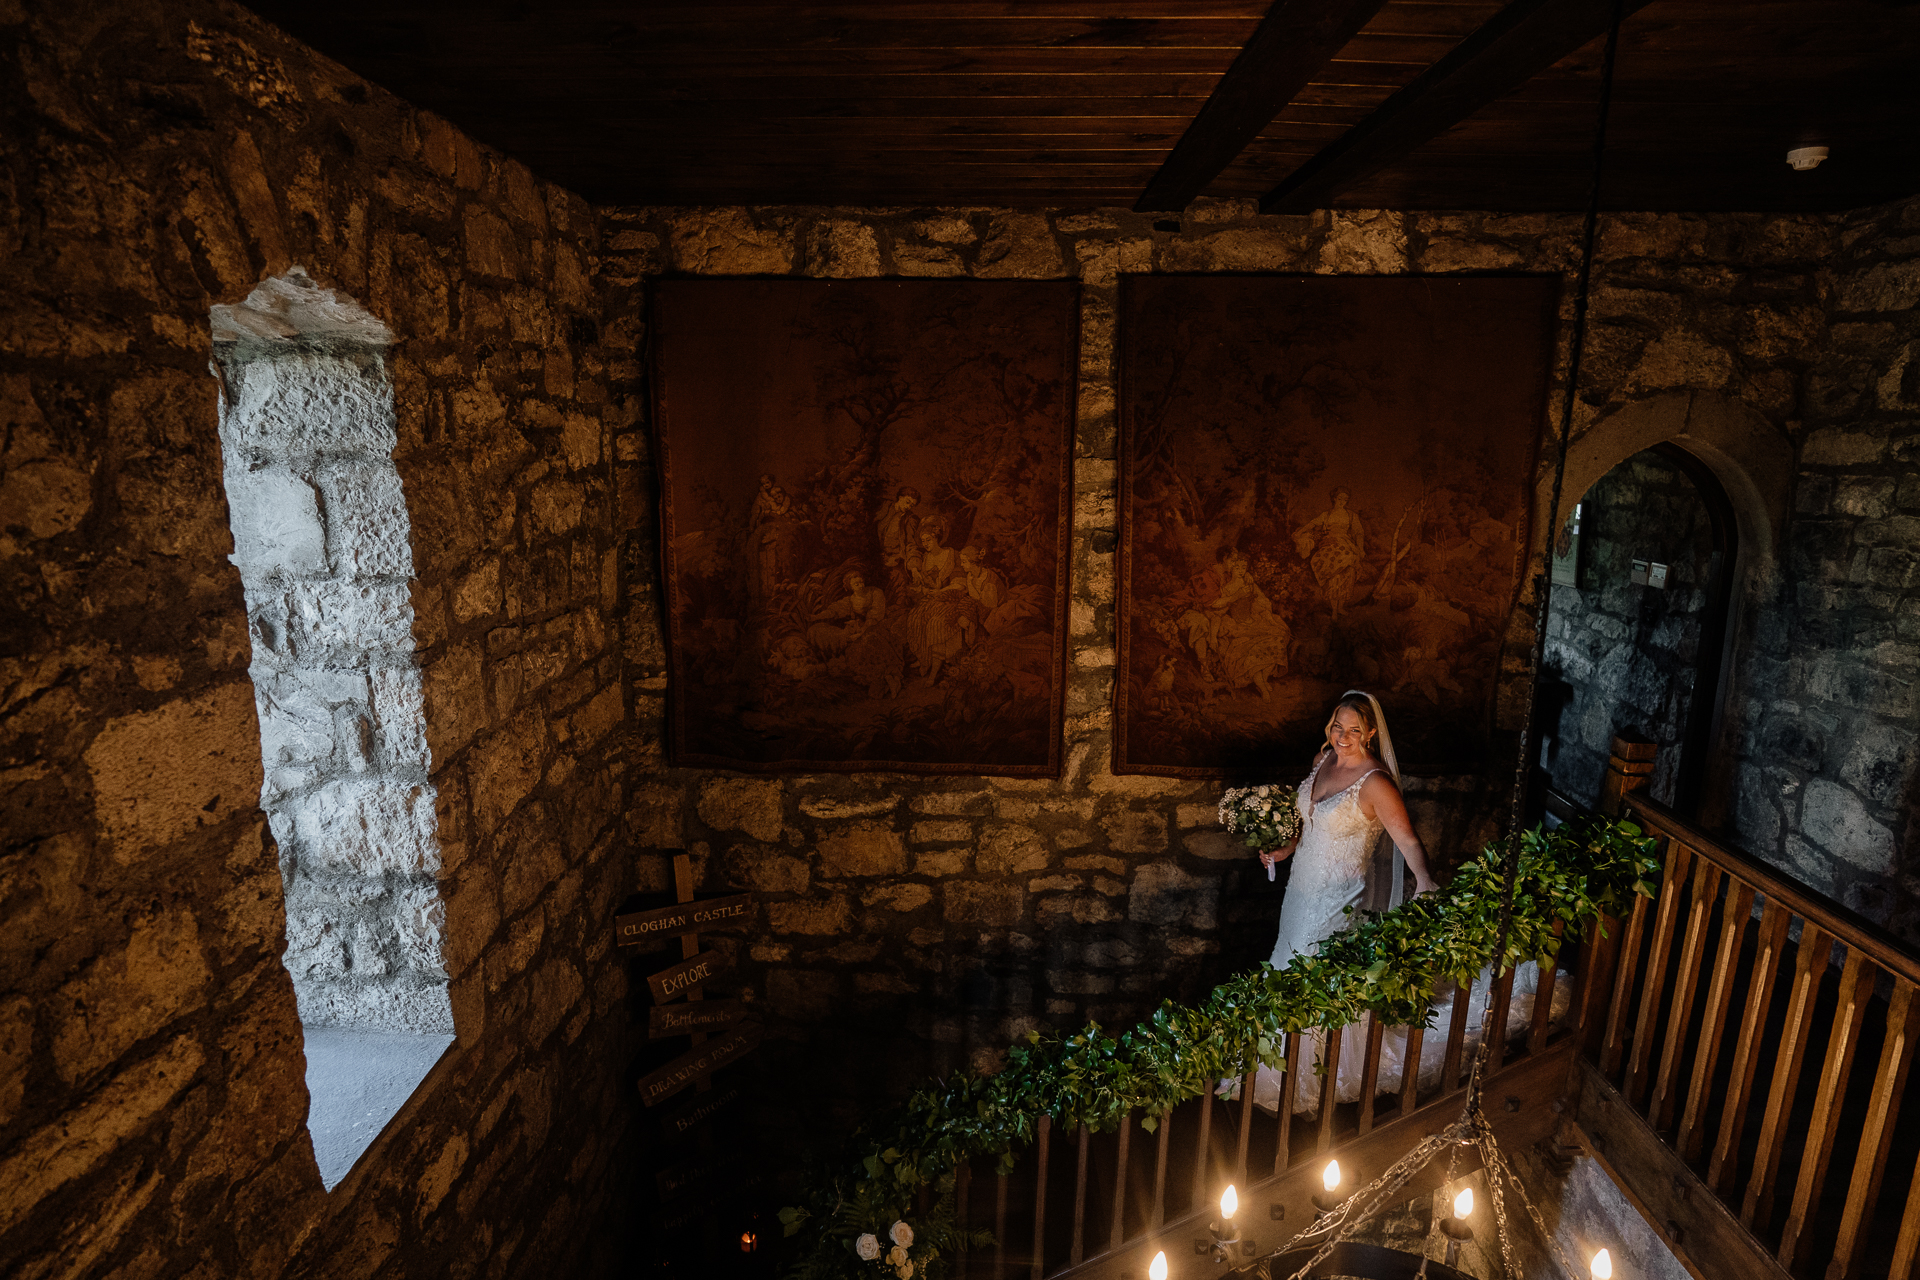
(944, 882, 1026, 927)
(915, 850, 970, 877)
(1183, 830, 1245, 862)
(83, 685, 259, 861)
(1036, 895, 1122, 927)
(51, 910, 211, 1086)
(223, 464, 327, 579)
(868, 884, 933, 912)
(818, 822, 909, 877)
(318, 462, 413, 578)
(911, 820, 973, 844)
(799, 795, 897, 820)
(1127, 862, 1218, 929)
(696, 778, 784, 842)
(724, 843, 810, 894)
(1800, 779, 1895, 870)
(221, 352, 397, 459)
(281, 579, 417, 664)
(1101, 809, 1167, 855)
(767, 896, 852, 935)
(977, 826, 1048, 874)
(298, 778, 441, 876)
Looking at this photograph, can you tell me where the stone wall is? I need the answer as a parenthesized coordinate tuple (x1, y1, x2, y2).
(598, 202, 1851, 1142)
(1543, 449, 1721, 809)
(1726, 198, 1920, 932)
(0, 3, 634, 1277)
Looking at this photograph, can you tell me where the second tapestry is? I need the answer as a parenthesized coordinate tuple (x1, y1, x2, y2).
(654, 279, 1077, 775)
(1115, 275, 1559, 776)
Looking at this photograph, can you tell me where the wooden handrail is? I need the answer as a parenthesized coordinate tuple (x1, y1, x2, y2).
(1625, 794, 1920, 990)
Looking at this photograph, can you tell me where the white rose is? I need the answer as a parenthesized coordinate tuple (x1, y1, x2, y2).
(856, 1234, 881, 1261)
(891, 1222, 915, 1248)
(889, 1245, 910, 1267)
(897, 1264, 915, 1280)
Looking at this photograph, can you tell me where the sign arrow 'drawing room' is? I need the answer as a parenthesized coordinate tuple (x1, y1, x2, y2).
(615, 893, 751, 950)
(637, 1026, 759, 1107)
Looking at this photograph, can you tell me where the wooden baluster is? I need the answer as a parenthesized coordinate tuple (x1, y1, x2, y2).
(1317, 1026, 1342, 1153)
(1571, 911, 1624, 1059)
(1679, 879, 1756, 1163)
(995, 1172, 1009, 1280)
(1031, 1115, 1050, 1280)
(1600, 891, 1654, 1078)
(1236, 1069, 1257, 1182)
(1400, 1021, 1424, 1118)
(1780, 949, 1874, 1271)
(1742, 922, 1832, 1231)
(1891, 1144, 1920, 1279)
(1441, 975, 1474, 1096)
(1274, 1032, 1304, 1174)
(1651, 858, 1723, 1132)
(1108, 1112, 1131, 1252)
(1068, 1124, 1090, 1268)
(1528, 919, 1565, 1057)
(1191, 1092, 1213, 1211)
(1709, 898, 1791, 1195)
(956, 1161, 972, 1280)
(1626, 839, 1696, 1109)
(1487, 966, 1517, 1075)
(1357, 1016, 1384, 1134)
(1150, 1109, 1171, 1230)
(1830, 979, 1920, 1279)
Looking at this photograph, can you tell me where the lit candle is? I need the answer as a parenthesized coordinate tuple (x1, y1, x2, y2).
(1220, 1185, 1238, 1221)
(1453, 1187, 1473, 1219)
(1322, 1160, 1341, 1193)
(1150, 1250, 1169, 1280)
(1590, 1248, 1613, 1280)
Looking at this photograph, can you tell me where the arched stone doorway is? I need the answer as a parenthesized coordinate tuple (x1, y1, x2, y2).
(1527, 392, 1793, 826)
(1539, 445, 1737, 816)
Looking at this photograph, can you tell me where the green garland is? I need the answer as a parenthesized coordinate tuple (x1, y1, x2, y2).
(779, 817, 1660, 1280)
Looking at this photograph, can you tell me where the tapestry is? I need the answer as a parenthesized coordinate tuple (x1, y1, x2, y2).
(652, 279, 1078, 774)
(1115, 275, 1558, 776)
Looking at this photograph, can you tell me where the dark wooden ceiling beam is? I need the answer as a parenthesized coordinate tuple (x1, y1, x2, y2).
(1260, 0, 1657, 213)
(1133, 0, 1392, 212)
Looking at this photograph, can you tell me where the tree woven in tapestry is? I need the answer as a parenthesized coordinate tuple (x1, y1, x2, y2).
(652, 279, 1078, 774)
(1115, 275, 1559, 776)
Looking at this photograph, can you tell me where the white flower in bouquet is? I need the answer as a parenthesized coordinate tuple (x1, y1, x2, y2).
(1218, 783, 1303, 852)
(891, 1221, 915, 1248)
(856, 1234, 881, 1261)
(896, 1263, 914, 1280)
(889, 1245, 910, 1267)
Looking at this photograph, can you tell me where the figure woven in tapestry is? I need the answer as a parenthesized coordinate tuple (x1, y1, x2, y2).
(652, 279, 1078, 774)
(1115, 275, 1558, 776)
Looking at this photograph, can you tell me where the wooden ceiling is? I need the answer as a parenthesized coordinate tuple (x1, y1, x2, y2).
(240, 0, 1920, 211)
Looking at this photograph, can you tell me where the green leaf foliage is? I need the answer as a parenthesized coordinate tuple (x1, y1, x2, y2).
(778, 817, 1658, 1280)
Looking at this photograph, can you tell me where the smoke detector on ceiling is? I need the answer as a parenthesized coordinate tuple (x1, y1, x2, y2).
(1787, 146, 1829, 171)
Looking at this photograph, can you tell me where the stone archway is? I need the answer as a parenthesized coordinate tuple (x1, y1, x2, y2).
(1531, 391, 1794, 829)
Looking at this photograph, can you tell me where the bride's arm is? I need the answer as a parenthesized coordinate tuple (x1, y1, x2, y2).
(1360, 775, 1442, 894)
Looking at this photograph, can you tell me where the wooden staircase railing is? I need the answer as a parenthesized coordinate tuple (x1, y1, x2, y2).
(1576, 789, 1920, 1280)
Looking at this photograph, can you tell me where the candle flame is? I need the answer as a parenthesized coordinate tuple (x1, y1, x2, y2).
(1220, 1185, 1238, 1220)
(1149, 1250, 1169, 1280)
(1454, 1187, 1474, 1219)
(1322, 1160, 1341, 1193)
(1590, 1248, 1612, 1280)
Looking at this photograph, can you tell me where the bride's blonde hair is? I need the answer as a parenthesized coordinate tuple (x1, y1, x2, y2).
(1324, 693, 1378, 750)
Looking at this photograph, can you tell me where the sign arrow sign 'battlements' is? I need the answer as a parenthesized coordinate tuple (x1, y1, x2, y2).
(649, 999, 749, 1039)
(646, 949, 733, 1005)
(616, 894, 751, 950)
(638, 1027, 759, 1107)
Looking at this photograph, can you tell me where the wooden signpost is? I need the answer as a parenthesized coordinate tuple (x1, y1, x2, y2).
(632, 851, 756, 1129)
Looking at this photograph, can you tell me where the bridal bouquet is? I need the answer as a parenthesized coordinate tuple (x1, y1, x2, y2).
(1217, 784, 1303, 853)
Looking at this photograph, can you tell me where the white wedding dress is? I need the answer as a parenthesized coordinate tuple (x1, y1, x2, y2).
(1240, 753, 1569, 1114)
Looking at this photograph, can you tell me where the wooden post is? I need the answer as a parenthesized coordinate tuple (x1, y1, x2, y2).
(1598, 734, 1657, 816)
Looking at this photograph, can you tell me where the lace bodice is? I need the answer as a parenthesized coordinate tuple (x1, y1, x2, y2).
(1287, 756, 1386, 900)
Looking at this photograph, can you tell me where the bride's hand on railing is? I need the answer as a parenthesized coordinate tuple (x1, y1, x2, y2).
(1258, 844, 1296, 871)
(1413, 874, 1443, 896)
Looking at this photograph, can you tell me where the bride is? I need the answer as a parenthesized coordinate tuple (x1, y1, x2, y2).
(1241, 691, 1565, 1114)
